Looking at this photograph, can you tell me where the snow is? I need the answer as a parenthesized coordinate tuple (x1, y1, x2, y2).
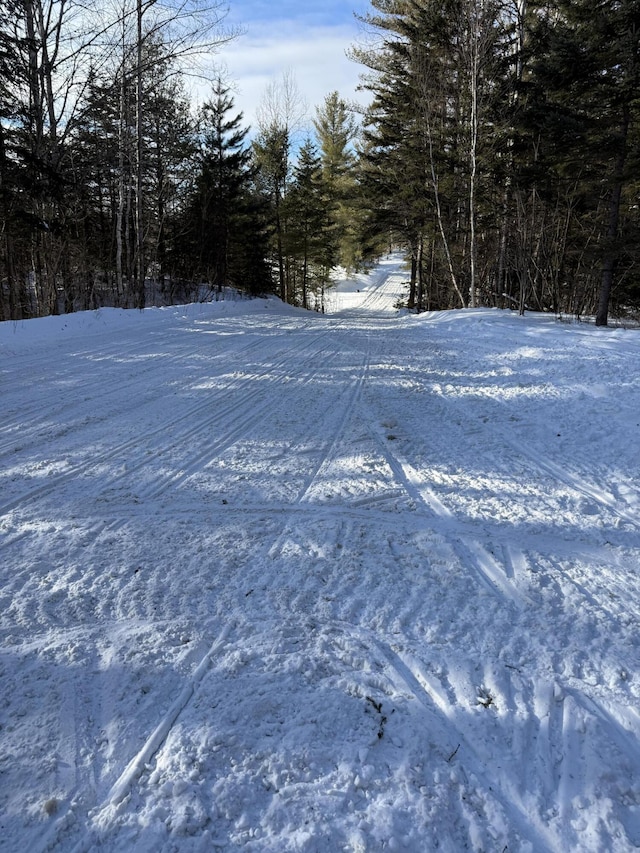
(1, 255, 640, 852)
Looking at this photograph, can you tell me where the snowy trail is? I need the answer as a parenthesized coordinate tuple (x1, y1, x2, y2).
(2, 257, 640, 852)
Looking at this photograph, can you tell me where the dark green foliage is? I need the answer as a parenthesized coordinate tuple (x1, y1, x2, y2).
(521, 0, 640, 324)
(352, 0, 640, 321)
(0, 16, 273, 319)
(253, 121, 290, 301)
(285, 138, 332, 309)
(180, 78, 272, 295)
(4, 0, 640, 323)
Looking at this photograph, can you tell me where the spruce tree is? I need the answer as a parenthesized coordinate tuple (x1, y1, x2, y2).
(313, 92, 361, 270)
(511, 0, 640, 322)
(355, 0, 506, 309)
(186, 78, 258, 294)
(287, 139, 331, 309)
(253, 122, 290, 301)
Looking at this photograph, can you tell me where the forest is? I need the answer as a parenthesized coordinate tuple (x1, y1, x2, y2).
(1, 0, 639, 325)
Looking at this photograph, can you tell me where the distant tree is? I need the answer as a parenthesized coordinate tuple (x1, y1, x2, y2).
(179, 78, 272, 295)
(313, 91, 361, 270)
(286, 139, 332, 309)
(254, 71, 306, 303)
(313, 92, 357, 189)
(253, 122, 290, 301)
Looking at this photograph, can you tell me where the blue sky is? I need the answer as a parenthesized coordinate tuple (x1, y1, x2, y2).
(204, 0, 373, 134)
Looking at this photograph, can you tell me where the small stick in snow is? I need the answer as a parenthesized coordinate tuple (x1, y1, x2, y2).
(447, 744, 460, 763)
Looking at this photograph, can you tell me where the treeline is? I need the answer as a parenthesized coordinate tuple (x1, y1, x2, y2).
(355, 0, 640, 325)
(2, 0, 640, 325)
(0, 1, 360, 320)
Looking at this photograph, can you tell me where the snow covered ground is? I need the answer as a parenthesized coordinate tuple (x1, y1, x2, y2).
(1, 255, 640, 852)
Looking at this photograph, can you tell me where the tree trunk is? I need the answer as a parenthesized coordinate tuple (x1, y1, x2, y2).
(595, 107, 629, 327)
(467, 0, 481, 309)
(134, 0, 146, 310)
(116, 62, 126, 301)
(275, 188, 286, 302)
(407, 253, 417, 309)
(0, 119, 18, 320)
(415, 232, 425, 312)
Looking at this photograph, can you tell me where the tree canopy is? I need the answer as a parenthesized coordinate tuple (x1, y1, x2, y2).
(2, 0, 639, 324)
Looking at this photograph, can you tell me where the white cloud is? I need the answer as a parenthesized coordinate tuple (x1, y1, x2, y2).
(193, 22, 371, 137)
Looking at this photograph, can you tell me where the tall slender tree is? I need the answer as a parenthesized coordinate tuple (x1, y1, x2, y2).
(313, 91, 361, 270)
(253, 72, 306, 303)
(253, 121, 290, 301)
(0, 0, 24, 319)
(187, 78, 254, 290)
(287, 138, 331, 309)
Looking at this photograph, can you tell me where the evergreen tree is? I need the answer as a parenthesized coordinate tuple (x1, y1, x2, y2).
(253, 122, 290, 301)
(145, 63, 195, 298)
(181, 78, 272, 295)
(354, 0, 506, 310)
(287, 139, 331, 309)
(313, 91, 361, 270)
(523, 0, 640, 325)
(72, 43, 195, 308)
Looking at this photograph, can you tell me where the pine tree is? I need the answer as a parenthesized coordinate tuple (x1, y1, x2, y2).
(72, 44, 195, 308)
(287, 139, 331, 309)
(355, 0, 506, 310)
(505, 0, 640, 321)
(181, 78, 272, 296)
(253, 122, 290, 301)
(549, 0, 640, 326)
(313, 92, 361, 270)
(145, 59, 194, 300)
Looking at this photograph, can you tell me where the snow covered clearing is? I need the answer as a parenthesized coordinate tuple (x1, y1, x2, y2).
(1, 255, 640, 852)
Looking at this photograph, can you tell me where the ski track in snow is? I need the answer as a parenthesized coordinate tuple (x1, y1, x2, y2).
(2, 257, 640, 852)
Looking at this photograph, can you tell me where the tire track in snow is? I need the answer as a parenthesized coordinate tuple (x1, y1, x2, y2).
(1, 318, 301, 480)
(328, 620, 557, 853)
(508, 441, 640, 531)
(136, 345, 344, 502)
(343, 616, 635, 851)
(4, 327, 265, 450)
(342, 271, 408, 315)
(25, 323, 365, 851)
(360, 400, 528, 607)
(427, 380, 640, 533)
(0, 329, 334, 517)
(0, 329, 195, 454)
(295, 349, 372, 505)
(526, 682, 614, 833)
(262, 339, 373, 562)
(35, 624, 233, 853)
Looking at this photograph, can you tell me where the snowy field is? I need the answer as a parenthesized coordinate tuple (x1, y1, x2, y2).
(1, 256, 640, 852)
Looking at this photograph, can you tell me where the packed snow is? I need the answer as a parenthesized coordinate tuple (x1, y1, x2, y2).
(1, 256, 640, 852)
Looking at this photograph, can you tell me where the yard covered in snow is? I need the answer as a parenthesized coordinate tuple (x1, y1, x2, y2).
(1, 255, 640, 852)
